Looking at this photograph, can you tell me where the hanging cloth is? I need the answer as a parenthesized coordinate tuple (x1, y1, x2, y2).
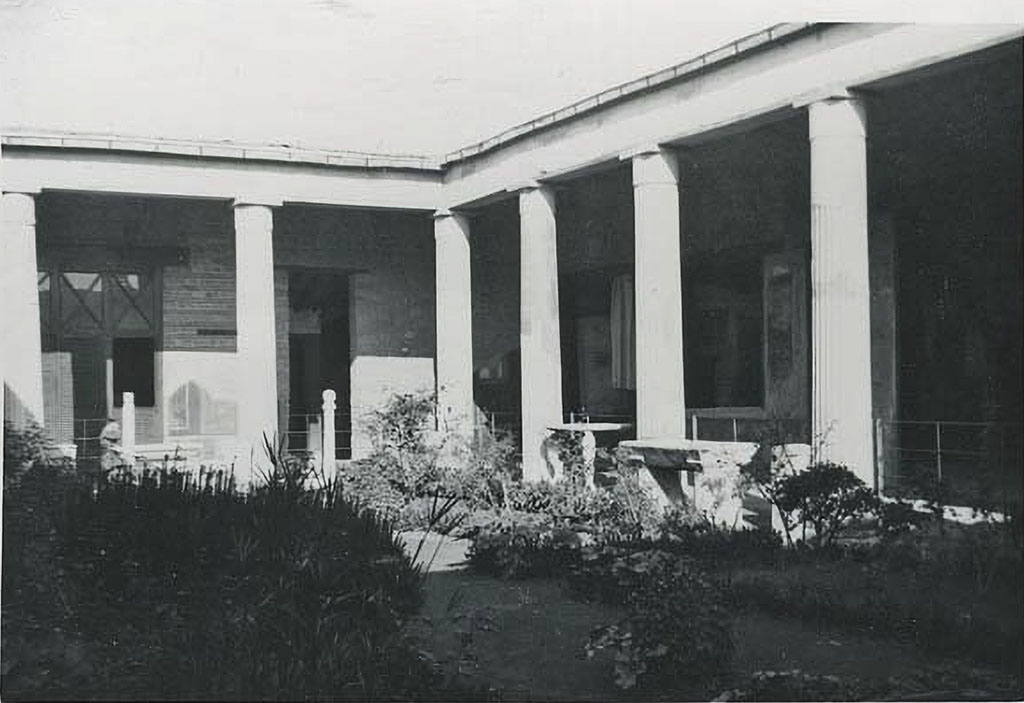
(610, 273, 636, 390)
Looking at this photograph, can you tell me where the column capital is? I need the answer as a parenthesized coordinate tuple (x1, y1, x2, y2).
(807, 93, 867, 141)
(1, 189, 38, 224)
(433, 207, 469, 220)
(433, 208, 470, 241)
(618, 142, 665, 161)
(505, 179, 546, 194)
(516, 182, 556, 217)
(630, 147, 679, 187)
(792, 85, 855, 109)
(232, 195, 283, 208)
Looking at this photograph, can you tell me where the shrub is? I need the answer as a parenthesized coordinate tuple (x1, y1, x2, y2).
(583, 548, 734, 691)
(774, 462, 877, 547)
(742, 446, 878, 548)
(2, 424, 443, 700)
(502, 451, 660, 542)
(466, 511, 584, 578)
(875, 497, 929, 539)
(2, 421, 86, 697)
(344, 391, 517, 514)
(659, 515, 784, 566)
(338, 457, 407, 521)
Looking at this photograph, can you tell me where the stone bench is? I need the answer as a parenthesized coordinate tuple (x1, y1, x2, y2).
(619, 437, 810, 529)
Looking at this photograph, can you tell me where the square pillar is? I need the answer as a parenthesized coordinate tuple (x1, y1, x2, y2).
(233, 198, 280, 470)
(433, 209, 475, 438)
(1, 190, 45, 429)
(631, 148, 686, 438)
(808, 96, 875, 486)
(518, 184, 563, 481)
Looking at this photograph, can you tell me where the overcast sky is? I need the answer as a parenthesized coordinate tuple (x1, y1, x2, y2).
(2, 0, 1022, 155)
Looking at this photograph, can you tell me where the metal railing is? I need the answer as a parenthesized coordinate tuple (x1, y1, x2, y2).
(284, 410, 352, 460)
(73, 417, 110, 463)
(480, 409, 522, 439)
(562, 411, 635, 425)
(687, 414, 808, 444)
(876, 419, 1023, 511)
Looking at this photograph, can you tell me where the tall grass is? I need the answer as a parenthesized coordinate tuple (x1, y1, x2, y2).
(2, 423, 440, 700)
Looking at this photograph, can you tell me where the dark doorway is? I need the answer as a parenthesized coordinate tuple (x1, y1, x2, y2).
(287, 271, 352, 459)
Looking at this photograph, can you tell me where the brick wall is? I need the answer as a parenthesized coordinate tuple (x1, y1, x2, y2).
(274, 270, 289, 438)
(162, 203, 236, 352)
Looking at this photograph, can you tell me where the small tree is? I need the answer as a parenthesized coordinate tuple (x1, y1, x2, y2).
(775, 462, 877, 547)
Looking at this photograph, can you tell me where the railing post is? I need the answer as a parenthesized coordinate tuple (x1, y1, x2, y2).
(322, 389, 337, 471)
(691, 414, 698, 441)
(122, 392, 136, 468)
(732, 418, 738, 442)
(935, 421, 943, 483)
(875, 418, 885, 493)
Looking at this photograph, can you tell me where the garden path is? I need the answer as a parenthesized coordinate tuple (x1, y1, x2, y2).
(399, 532, 934, 701)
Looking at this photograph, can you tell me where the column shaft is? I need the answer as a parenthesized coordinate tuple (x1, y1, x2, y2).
(632, 149, 686, 438)
(809, 97, 875, 485)
(434, 210, 475, 438)
(1, 191, 45, 429)
(519, 186, 563, 481)
(234, 203, 279, 466)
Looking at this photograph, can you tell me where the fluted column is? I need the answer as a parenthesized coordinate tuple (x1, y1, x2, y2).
(234, 199, 280, 469)
(632, 148, 686, 438)
(433, 209, 475, 439)
(1, 190, 45, 429)
(518, 184, 563, 482)
(809, 96, 875, 486)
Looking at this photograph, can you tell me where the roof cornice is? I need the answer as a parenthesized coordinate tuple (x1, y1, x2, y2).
(442, 23, 814, 163)
(0, 131, 444, 172)
(0, 23, 816, 171)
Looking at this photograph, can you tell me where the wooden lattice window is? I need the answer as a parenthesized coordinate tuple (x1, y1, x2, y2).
(38, 268, 161, 409)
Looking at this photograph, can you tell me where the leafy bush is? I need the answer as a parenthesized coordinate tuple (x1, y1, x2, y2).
(582, 548, 734, 691)
(659, 515, 784, 566)
(774, 462, 877, 547)
(2, 423, 444, 700)
(502, 451, 660, 540)
(342, 391, 516, 514)
(338, 457, 407, 521)
(875, 497, 929, 539)
(741, 445, 878, 548)
(466, 511, 585, 578)
(464, 454, 663, 580)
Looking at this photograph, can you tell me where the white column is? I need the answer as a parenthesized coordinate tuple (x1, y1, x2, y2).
(233, 199, 280, 469)
(1, 190, 45, 429)
(808, 96, 875, 486)
(631, 148, 686, 438)
(121, 392, 136, 467)
(518, 184, 563, 482)
(322, 388, 336, 471)
(433, 209, 475, 439)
